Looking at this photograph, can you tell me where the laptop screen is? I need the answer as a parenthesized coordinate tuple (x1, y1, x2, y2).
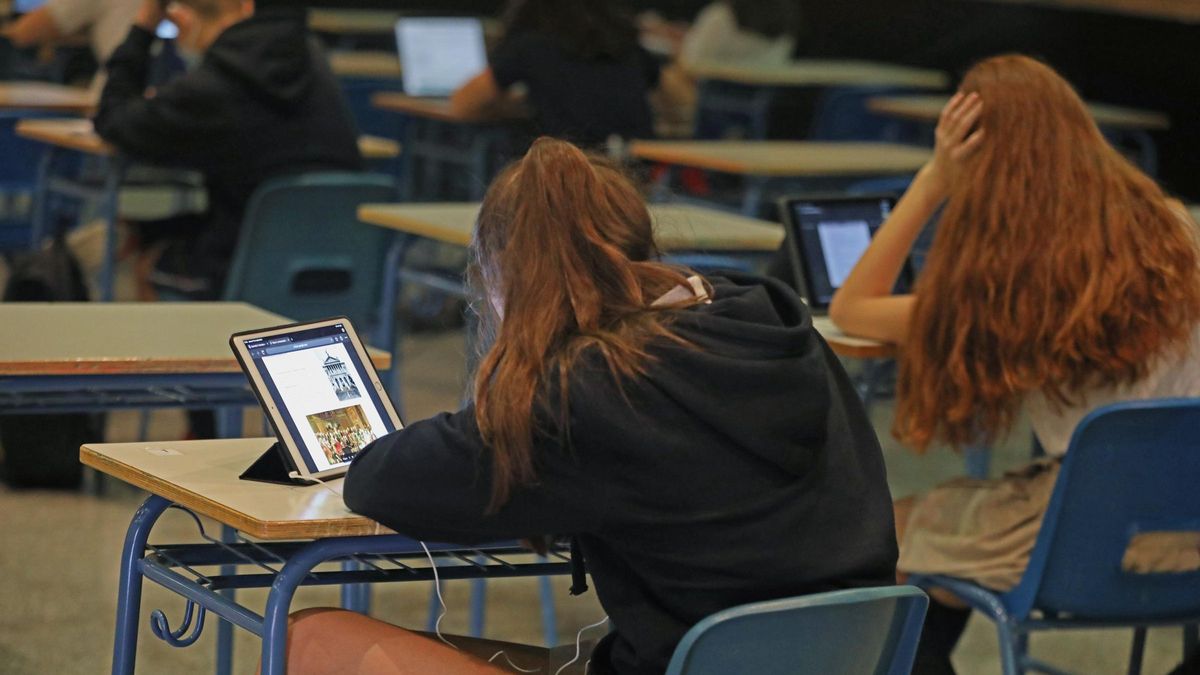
(239, 322, 397, 474)
(395, 17, 487, 97)
(785, 195, 902, 309)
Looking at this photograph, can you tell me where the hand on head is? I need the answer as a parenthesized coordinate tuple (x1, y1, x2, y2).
(926, 91, 986, 194)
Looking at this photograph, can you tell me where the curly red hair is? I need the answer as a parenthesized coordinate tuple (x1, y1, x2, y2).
(895, 55, 1200, 450)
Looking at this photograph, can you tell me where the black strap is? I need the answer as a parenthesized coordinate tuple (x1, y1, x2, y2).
(569, 537, 589, 596)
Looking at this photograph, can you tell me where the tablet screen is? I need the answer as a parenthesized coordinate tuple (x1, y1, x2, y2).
(239, 322, 397, 474)
(787, 196, 900, 308)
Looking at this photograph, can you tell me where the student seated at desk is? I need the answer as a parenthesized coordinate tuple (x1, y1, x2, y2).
(93, 0, 361, 300)
(0, 0, 138, 91)
(677, 0, 798, 68)
(829, 54, 1200, 675)
(450, 0, 661, 147)
(278, 137, 898, 675)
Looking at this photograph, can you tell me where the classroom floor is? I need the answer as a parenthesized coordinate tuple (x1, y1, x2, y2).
(0, 281, 1191, 674)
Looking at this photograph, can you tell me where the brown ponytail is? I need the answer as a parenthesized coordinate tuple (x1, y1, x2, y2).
(469, 138, 702, 511)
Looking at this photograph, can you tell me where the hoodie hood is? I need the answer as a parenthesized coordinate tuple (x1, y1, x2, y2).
(204, 9, 313, 107)
(646, 273, 835, 476)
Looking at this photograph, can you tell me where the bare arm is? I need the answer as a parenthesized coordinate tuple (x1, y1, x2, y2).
(1, 7, 62, 48)
(829, 92, 985, 344)
(449, 68, 503, 119)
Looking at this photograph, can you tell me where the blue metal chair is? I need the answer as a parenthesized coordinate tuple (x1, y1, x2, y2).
(911, 398, 1200, 675)
(0, 111, 62, 252)
(221, 172, 400, 352)
(665, 586, 929, 675)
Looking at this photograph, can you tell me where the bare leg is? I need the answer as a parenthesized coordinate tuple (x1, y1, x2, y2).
(268, 608, 524, 675)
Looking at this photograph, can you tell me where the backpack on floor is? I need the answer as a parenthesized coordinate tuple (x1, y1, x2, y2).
(0, 232, 98, 489)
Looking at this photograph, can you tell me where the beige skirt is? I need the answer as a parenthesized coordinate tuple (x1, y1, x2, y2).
(898, 459, 1061, 592)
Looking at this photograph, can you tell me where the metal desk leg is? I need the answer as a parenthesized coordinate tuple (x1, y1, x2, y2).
(740, 176, 769, 218)
(28, 147, 56, 248)
(215, 525, 236, 675)
(113, 495, 172, 675)
(99, 159, 127, 302)
(214, 408, 243, 675)
(537, 562, 557, 648)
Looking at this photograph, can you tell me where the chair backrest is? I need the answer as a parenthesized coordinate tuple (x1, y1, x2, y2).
(665, 586, 929, 675)
(222, 172, 398, 345)
(809, 87, 925, 143)
(1006, 398, 1200, 621)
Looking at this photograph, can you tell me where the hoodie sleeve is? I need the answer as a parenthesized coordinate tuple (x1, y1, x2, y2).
(342, 404, 606, 544)
(94, 26, 235, 169)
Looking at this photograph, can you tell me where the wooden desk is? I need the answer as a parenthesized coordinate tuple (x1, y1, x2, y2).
(83, 437, 385, 539)
(371, 91, 501, 125)
(629, 140, 933, 178)
(372, 92, 527, 201)
(358, 202, 786, 252)
(87, 438, 569, 675)
(0, 303, 390, 376)
(309, 10, 399, 34)
(16, 118, 399, 297)
(686, 59, 949, 89)
(867, 94, 1171, 131)
(0, 81, 94, 113)
(19, 118, 401, 161)
(328, 50, 402, 80)
(810, 316, 893, 360)
(357, 133, 401, 160)
(967, 0, 1200, 23)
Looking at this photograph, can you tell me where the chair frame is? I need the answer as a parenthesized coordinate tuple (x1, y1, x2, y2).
(911, 398, 1200, 675)
(665, 585, 929, 675)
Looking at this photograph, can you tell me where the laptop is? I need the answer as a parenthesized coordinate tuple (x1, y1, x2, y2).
(230, 317, 403, 485)
(394, 17, 487, 98)
(778, 193, 910, 314)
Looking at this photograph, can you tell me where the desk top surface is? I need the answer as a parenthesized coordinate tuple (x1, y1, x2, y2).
(81, 438, 387, 539)
(15, 117, 112, 155)
(628, 140, 932, 177)
(967, 0, 1200, 22)
(370, 91, 528, 125)
(685, 59, 948, 89)
(0, 303, 390, 375)
(328, 50, 402, 79)
(17, 118, 398, 161)
(867, 94, 1171, 130)
(358, 202, 786, 252)
(309, 10, 400, 34)
(810, 316, 892, 359)
(0, 82, 95, 113)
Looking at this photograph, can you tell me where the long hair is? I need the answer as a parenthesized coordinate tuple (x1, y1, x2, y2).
(469, 137, 703, 511)
(895, 54, 1200, 450)
(499, 0, 640, 60)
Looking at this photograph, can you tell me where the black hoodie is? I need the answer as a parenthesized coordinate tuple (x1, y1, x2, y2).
(94, 9, 363, 290)
(343, 274, 897, 675)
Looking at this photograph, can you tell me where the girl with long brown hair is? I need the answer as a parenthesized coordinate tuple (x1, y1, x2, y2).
(275, 137, 897, 674)
(830, 54, 1200, 674)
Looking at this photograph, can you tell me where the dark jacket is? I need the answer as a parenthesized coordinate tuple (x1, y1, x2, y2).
(343, 274, 897, 675)
(94, 9, 363, 292)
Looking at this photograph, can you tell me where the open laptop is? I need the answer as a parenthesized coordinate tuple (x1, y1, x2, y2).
(778, 193, 911, 315)
(230, 317, 403, 485)
(394, 17, 487, 98)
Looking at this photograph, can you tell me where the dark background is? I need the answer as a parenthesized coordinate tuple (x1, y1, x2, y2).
(279, 0, 1198, 199)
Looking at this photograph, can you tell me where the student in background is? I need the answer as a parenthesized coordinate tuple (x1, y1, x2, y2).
(94, 0, 362, 300)
(829, 54, 1200, 675)
(276, 137, 898, 675)
(677, 0, 799, 69)
(450, 0, 660, 147)
(0, 0, 140, 91)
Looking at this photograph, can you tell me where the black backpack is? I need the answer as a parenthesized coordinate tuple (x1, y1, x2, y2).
(1, 232, 98, 489)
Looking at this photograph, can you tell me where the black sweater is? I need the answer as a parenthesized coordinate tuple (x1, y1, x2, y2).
(94, 10, 362, 289)
(344, 274, 897, 675)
